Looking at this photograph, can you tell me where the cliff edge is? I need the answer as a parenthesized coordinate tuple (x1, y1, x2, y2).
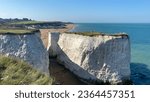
(0, 31, 49, 74)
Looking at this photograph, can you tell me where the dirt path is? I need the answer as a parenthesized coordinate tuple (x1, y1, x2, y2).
(49, 58, 85, 85)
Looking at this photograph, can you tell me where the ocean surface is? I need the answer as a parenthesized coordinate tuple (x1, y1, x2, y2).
(70, 23, 150, 85)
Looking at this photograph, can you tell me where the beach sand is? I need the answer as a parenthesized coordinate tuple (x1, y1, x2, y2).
(40, 24, 74, 48)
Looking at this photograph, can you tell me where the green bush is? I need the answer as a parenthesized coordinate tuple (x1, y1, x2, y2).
(0, 56, 53, 85)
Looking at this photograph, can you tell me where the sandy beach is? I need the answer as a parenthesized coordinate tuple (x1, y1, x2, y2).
(40, 23, 75, 48)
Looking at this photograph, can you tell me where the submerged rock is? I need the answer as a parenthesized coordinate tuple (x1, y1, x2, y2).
(47, 32, 130, 84)
(0, 32, 49, 74)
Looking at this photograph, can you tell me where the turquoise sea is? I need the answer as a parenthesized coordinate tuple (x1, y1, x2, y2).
(70, 23, 150, 85)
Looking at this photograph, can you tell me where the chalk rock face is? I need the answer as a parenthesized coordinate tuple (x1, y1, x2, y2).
(0, 33, 49, 73)
(47, 32, 60, 57)
(47, 33, 130, 84)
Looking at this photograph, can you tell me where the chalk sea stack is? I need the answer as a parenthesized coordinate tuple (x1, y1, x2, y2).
(47, 32, 131, 84)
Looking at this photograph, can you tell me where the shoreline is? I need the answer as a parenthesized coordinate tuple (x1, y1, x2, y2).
(40, 23, 75, 33)
(65, 23, 76, 32)
(40, 23, 75, 47)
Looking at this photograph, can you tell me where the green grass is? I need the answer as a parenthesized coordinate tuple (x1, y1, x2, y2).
(0, 56, 53, 85)
(65, 32, 128, 37)
(65, 32, 105, 36)
(10, 21, 48, 25)
(0, 29, 38, 34)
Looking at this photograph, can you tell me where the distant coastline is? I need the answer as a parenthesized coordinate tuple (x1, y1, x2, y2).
(40, 23, 75, 33)
(65, 23, 76, 32)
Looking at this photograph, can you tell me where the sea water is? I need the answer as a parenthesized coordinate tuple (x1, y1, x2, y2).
(70, 23, 150, 85)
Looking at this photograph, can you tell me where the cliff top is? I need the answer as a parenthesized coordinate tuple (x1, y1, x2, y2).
(0, 29, 39, 35)
(65, 32, 128, 37)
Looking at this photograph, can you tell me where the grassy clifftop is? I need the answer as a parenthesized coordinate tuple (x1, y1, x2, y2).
(0, 29, 39, 34)
(65, 32, 128, 37)
(9, 21, 45, 25)
(0, 56, 53, 85)
(65, 32, 103, 36)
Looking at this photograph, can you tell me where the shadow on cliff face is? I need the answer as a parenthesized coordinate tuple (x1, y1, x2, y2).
(49, 33, 87, 84)
(130, 63, 150, 85)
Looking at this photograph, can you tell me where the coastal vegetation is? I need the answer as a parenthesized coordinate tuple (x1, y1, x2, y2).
(65, 32, 128, 37)
(0, 18, 72, 30)
(65, 32, 103, 36)
(0, 29, 38, 34)
(0, 56, 53, 85)
(9, 20, 46, 25)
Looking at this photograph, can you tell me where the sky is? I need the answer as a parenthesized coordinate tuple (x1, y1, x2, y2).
(0, 0, 150, 23)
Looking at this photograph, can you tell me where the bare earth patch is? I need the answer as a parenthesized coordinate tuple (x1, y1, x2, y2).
(49, 58, 85, 85)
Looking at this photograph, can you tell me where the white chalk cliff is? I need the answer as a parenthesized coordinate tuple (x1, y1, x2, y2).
(47, 33, 131, 84)
(0, 32, 49, 74)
